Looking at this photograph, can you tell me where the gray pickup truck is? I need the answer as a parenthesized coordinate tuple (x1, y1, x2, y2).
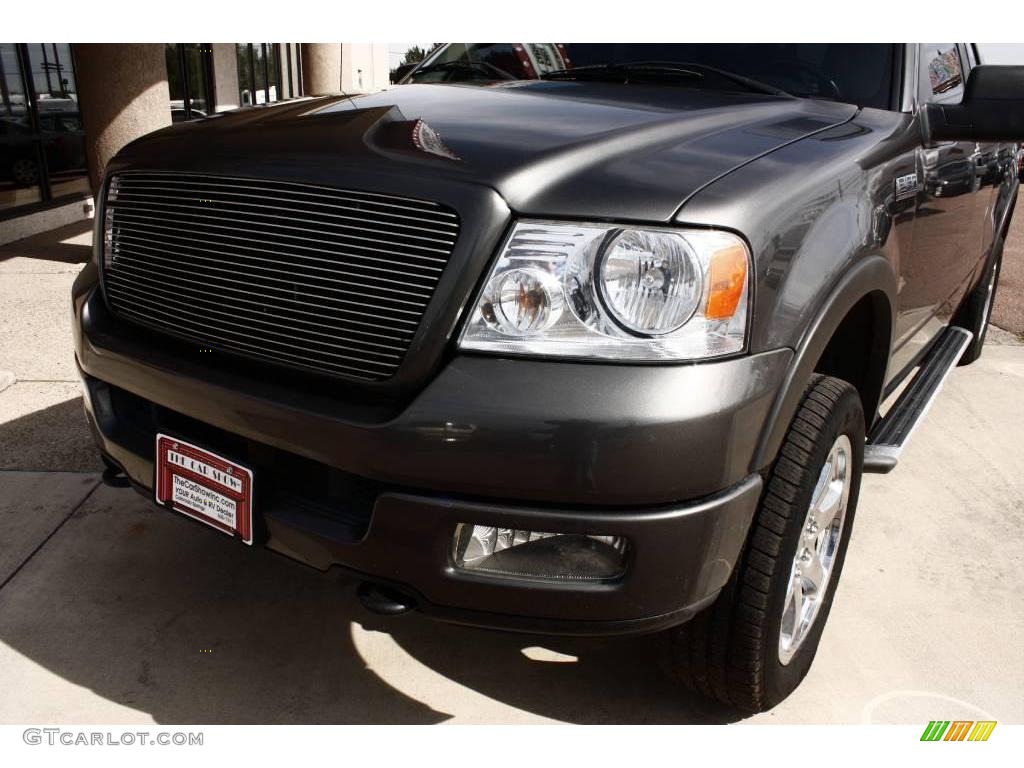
(73, 43, 1022, 712)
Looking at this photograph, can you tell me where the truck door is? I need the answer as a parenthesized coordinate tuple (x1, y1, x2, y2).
(893, 43, 986, 373)
(962, 44, 1014, 268)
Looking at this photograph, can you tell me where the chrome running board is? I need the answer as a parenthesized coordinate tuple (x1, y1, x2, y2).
(864, 326, 973, 474)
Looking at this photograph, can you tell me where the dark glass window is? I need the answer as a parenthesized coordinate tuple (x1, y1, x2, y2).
(1, 43, 88, 214)
(236, 44, 252, 106)
(253, 43, 267, 101)
(237, 43, 291, 106)
(267, 45, 279, 100)
(166, 43, 212, 122)
(0, 44, 42, 211)
(409, 43, 897, 110)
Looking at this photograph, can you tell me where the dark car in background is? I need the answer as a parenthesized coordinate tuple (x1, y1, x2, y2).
(0, 109, 86, 188)
(73, 43, 1021, 712)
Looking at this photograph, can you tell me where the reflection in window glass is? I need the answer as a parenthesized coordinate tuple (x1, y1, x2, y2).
(26, 43, 89, 200)
(166, 43, 186, 113)
(922, 44, 964, 103)
(237, 43, 290, 107)
(0, 43, 43, 210)
(185, 45, 210, 115)
(267, 45, 279, 102)
(0, 45, 30, 120)
(253, 43, 267, 104)
(408, 43, 897, 109)
(166, 43, 211, 121)
(236, 44, 253, 106)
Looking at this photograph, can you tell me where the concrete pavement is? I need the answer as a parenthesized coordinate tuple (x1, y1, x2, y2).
(0, 217, 1021, 724)
(0, 220, 104, 473)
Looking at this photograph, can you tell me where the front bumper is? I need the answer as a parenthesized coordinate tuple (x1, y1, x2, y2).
(74, 265, 789, 634)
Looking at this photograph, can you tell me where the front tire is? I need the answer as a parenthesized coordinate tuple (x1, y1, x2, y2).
(665, 374, 864, 712)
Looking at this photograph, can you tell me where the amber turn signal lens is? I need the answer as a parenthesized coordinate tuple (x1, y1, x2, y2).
(705, 244, 748, 320)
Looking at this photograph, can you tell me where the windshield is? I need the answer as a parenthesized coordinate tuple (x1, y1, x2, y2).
(406, 44, 896, 109)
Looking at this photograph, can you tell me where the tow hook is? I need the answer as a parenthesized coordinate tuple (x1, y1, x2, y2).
(357, 581, 417, 616)
(100, 458, 131, 488)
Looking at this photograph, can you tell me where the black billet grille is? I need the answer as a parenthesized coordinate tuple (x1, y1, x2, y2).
(101, 172, 460, 381)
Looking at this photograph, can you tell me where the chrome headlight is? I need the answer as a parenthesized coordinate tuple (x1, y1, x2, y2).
(459, 221, 750, 360)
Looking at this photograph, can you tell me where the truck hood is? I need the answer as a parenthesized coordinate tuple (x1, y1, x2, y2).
(118, 82, 857, 221)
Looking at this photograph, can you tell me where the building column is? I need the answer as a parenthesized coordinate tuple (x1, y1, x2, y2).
(341, 43, 391, 93)
(73, 44, 171, 193)
(285, 44, 302, 98)
(300, 44, 341, 95)
(211, 44, 240, 112)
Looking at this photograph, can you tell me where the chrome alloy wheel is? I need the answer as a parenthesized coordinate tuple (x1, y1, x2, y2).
(778, 433, 852, 665)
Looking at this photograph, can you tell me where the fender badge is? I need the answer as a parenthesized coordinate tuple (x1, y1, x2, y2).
(895, 173, 919, 201)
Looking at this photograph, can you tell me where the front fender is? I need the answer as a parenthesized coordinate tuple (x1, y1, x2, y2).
(750, 254, 897, 471)
(676, 110, 911, 474)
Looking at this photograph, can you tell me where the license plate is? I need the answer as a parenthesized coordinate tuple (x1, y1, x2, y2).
(155, 434, 254, 545)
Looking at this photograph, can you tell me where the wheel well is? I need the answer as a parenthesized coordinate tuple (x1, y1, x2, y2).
(813, 292, 891, 427)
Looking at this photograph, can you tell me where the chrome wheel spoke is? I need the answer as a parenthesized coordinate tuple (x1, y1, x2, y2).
(789, 576, 804, 628)
(810, 461, 831, 510)
(778, 434, 853, 666)
(781, 574, 803, 652)
(814, 482, 843, 528)
(802, 550, 825, 595)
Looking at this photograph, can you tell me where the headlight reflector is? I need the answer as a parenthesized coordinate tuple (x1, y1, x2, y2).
(459, 221, 750, 361)
(598, 229, 702, 335)
(482, 267, 564, 335)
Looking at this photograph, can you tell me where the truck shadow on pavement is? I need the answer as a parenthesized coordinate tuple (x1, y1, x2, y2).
(0, 440, 740, 723)
(0, 219, 93, 265)
(0, 395, 738, 723)
(357, 613, 741, 724)
(0, 396, 104, 472)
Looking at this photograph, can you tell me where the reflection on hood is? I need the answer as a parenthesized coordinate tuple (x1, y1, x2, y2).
(410, 118, 460, 161)
(364, 106, 461, 162)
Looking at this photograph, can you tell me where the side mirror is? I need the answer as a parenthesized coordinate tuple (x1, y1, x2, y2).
(924, 65, 1024, 142)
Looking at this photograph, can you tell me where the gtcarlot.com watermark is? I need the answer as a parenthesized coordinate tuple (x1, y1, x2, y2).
(23, 728, 203, 746)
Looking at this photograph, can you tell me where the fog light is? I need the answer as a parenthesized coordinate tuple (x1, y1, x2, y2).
(451, 524, 628, 581)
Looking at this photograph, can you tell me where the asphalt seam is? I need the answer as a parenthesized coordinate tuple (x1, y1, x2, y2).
(0, 478, 101, 594)
(0, 469, 101, 474)
(5, 378, 79, 383)
(990, 321, 1024, 343)
(0, 269, 86, 275)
